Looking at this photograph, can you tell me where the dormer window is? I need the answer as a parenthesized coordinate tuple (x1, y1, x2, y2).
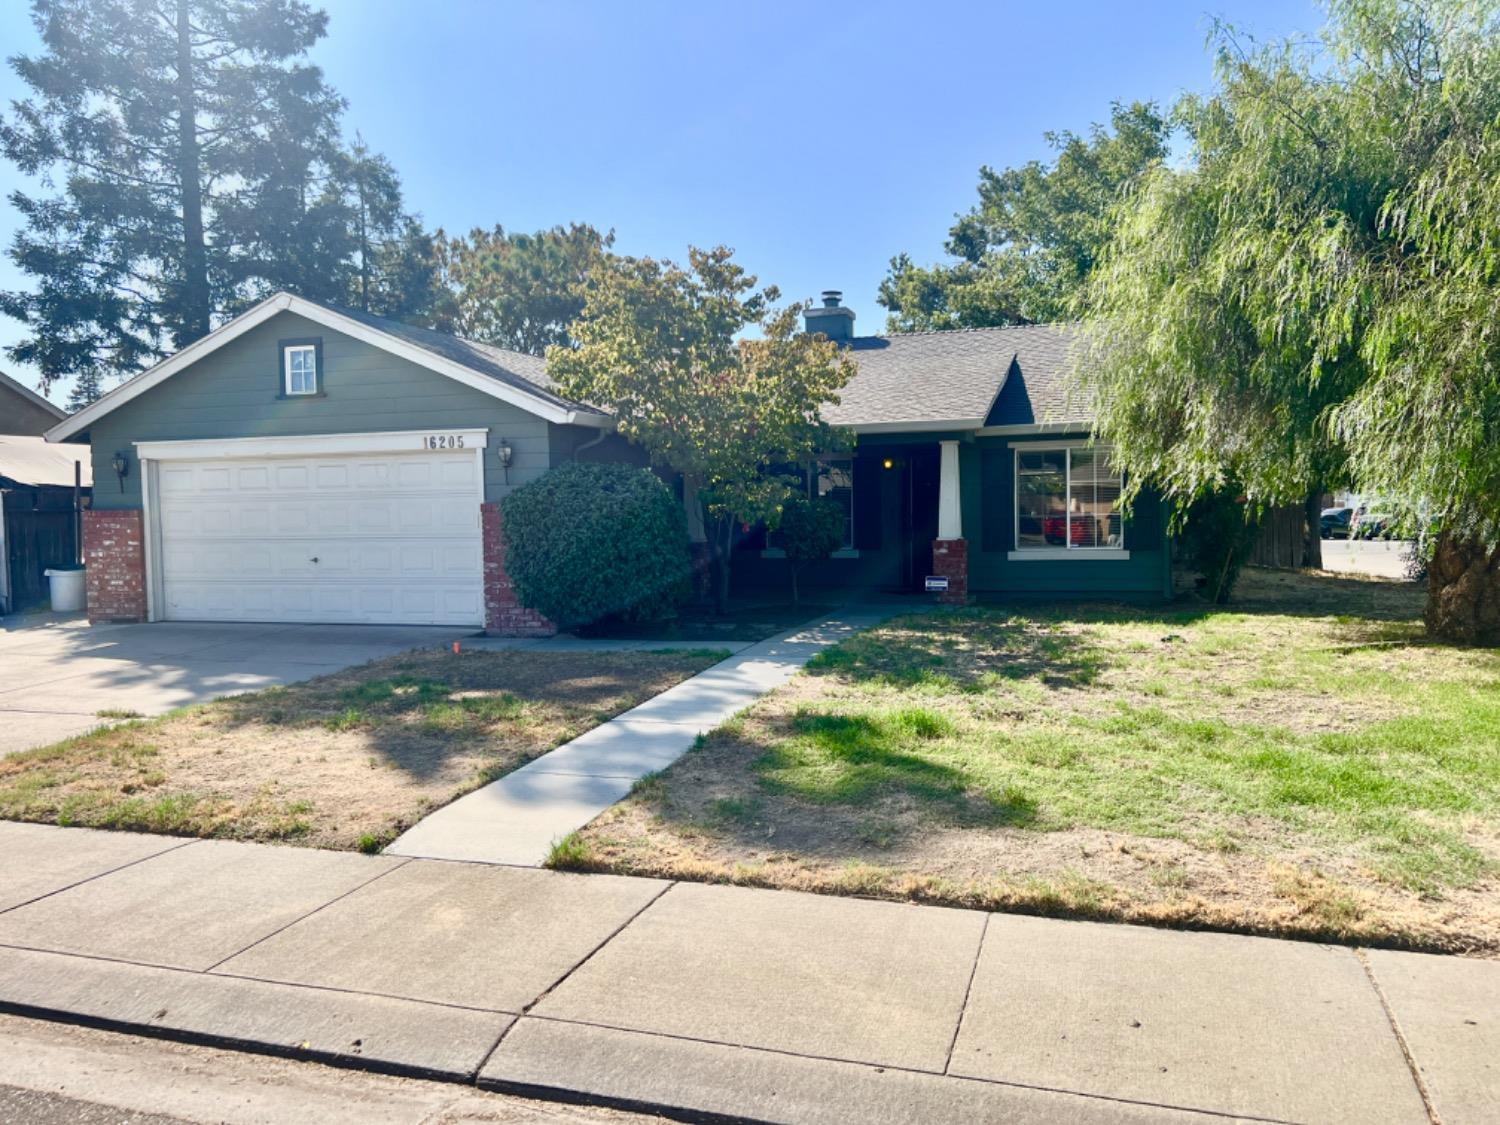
(282, 341, 320, 396)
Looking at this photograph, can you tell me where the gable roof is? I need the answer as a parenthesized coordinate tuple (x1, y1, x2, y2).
(0, 370, 67, 433)
(825, 322, 1092, 433)
(46, 292, 611, 443)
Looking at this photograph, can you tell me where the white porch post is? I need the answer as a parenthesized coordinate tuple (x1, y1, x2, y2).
(937, 440, 962, 540)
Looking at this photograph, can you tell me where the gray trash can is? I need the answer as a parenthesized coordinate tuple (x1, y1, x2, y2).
(44, 566, 86, 612)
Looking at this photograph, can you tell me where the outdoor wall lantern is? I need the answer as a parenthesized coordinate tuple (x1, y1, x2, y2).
(497, 438, 514, 483)
(111, 450, 130, 492)
(882, 457, 895, 470)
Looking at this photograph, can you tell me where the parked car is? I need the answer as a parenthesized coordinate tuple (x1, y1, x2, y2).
(1320, 507, 1354, 539)
(1353, 511, 1395, 540)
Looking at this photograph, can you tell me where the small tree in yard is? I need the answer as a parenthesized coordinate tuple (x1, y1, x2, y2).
(500, 462, 689, 632)
(1081, 0, 1500, 640)
(547, 247, 857, 613)
(776, 495, 845, 605)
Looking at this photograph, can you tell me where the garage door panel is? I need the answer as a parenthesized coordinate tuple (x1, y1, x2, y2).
(155, 448, 482, 626)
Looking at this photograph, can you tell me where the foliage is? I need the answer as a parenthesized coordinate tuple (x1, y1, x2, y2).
(65, 367, 104, 411)
(878, 102, 1169, 330)
(1177, 490, 1261, 604)
(1079, 0, 1500, 637)
(547, 246, 858, 610)
(432, 223, 613, 355)
(776, 494, 846, 604)
(0, 0, 434, 392)
(500, 461, 691, 630)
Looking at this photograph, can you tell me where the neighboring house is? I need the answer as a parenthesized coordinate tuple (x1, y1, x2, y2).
(1, 372, 91, 614)
(45, 290, 1170, 633)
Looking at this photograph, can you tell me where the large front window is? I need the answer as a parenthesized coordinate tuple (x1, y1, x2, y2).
(1015, 445, 1123, 551)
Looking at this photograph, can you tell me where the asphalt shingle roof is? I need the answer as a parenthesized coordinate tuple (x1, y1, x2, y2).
(312, 298, 610, 420)
(824, 322, 1092, 430)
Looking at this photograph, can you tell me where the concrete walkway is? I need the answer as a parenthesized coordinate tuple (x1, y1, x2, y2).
(388, 609, 895, 866)
(1, 823, 1495, 1125)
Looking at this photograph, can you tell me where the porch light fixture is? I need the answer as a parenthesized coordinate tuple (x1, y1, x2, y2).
(882, 457, 894, 470)
(497, 438, 514, 483)
(111, 450, 130, 492)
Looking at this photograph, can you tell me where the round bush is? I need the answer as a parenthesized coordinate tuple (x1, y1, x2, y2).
(500, 461, 690, 630)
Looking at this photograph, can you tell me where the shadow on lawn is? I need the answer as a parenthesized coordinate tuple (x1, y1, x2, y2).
(211, 649, 701, 783)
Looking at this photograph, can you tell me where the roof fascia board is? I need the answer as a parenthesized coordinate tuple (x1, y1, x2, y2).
(0, 371, 67, 422)
(846, 418, 984, 435)
(47, 291, 607, 442)
(975, 421, 1094, 437)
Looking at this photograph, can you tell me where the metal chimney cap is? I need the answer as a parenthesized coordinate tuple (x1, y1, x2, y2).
(820, 290, 843, 308)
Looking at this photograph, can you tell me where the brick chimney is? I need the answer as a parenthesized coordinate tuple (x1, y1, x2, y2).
(804, 290, 856, 343)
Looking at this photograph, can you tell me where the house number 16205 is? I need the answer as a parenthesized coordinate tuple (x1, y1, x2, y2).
(424, 434, 466, 449)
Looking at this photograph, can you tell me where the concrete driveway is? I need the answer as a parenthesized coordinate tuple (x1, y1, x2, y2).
(0, 616, 469, 756)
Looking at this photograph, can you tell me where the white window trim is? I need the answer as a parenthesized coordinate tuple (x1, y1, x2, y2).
(1008, 548, 1130, 562)
(1011, 442, 1128, 559)
(283, 344, 318, 396)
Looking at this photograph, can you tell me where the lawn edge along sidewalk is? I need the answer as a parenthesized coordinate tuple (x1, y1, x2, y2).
(385, 607, 900, 866)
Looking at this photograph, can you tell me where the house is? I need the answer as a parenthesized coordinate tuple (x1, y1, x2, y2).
(44, 290, 1170, 633)
(1, 371, 91, 614)
(734, 293, 1171, 605)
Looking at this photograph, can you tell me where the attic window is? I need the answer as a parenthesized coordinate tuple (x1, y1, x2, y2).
(283, 344, 319, 396)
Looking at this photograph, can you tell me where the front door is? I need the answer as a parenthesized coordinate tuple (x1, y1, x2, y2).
(903, 447, 940, 590)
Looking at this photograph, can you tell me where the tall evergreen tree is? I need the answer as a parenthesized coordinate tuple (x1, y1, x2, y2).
(65, 367, 104, 411)
(0, 0, 430, 392)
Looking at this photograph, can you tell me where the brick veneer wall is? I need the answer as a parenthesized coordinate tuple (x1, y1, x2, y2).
(480, 502, 556, 637)
(83, 509, 147, 623)
(931, 538, 968, 605)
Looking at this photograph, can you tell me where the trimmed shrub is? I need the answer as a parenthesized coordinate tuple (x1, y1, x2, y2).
(500, 462, 690, 631)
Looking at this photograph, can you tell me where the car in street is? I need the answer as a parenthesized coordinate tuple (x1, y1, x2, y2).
(1320, 507, 1354, 539)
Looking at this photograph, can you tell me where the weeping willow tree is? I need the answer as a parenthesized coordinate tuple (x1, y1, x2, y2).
(1079, 0, 1500, 642)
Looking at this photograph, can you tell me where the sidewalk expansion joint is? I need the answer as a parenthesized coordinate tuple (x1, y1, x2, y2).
(943, 910, 988, 1075)
(1355, 947, 1443, 1125)
(200, 857, 412, 974)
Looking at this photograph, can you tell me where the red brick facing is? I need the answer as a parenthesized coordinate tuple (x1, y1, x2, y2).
(480, 502, 556, 637)
(83, 509, 147, 623)
(931, 538, 968, 605)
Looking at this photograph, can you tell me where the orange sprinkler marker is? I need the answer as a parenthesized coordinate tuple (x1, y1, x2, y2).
(453, 641, 461, 655)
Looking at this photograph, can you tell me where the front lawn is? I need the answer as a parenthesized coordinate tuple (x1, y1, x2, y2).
(0, 646, 726, 852)
(558, 569, 1500, 954)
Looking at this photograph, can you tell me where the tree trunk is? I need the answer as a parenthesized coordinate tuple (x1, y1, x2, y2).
(1425, 533, 1500, 645)
(1302, 488, 1323, 570)
(709, 515, 734, 615)
(175, 0, 211, 344)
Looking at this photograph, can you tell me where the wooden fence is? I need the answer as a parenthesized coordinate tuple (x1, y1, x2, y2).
(1248, 504, 1306, 569)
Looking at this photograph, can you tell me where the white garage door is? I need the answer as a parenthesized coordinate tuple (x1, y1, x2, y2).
(155, 449, 483, 625)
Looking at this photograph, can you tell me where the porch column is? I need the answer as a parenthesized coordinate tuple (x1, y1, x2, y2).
(937, 441, 961, 539)
(932, 440, 968, 605)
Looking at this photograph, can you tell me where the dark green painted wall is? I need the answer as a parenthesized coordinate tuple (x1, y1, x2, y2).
(80, 311, 566, 509)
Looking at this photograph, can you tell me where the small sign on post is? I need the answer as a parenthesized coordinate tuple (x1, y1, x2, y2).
(924, 575, 949, 593)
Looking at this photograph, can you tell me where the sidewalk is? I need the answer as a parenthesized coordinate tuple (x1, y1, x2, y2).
(388, 608, 896, 865)
(1, 822, 1495, 1124)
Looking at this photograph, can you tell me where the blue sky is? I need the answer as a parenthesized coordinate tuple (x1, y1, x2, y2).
(0, 0, 1323, 405)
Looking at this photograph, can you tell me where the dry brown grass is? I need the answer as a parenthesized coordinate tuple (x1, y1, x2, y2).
(0, 646, 724, 851)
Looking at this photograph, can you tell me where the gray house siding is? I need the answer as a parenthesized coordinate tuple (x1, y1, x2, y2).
(84, 311, 558, 510)
(1, 386, 62, 436)
(966, 435, 1170, 601)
